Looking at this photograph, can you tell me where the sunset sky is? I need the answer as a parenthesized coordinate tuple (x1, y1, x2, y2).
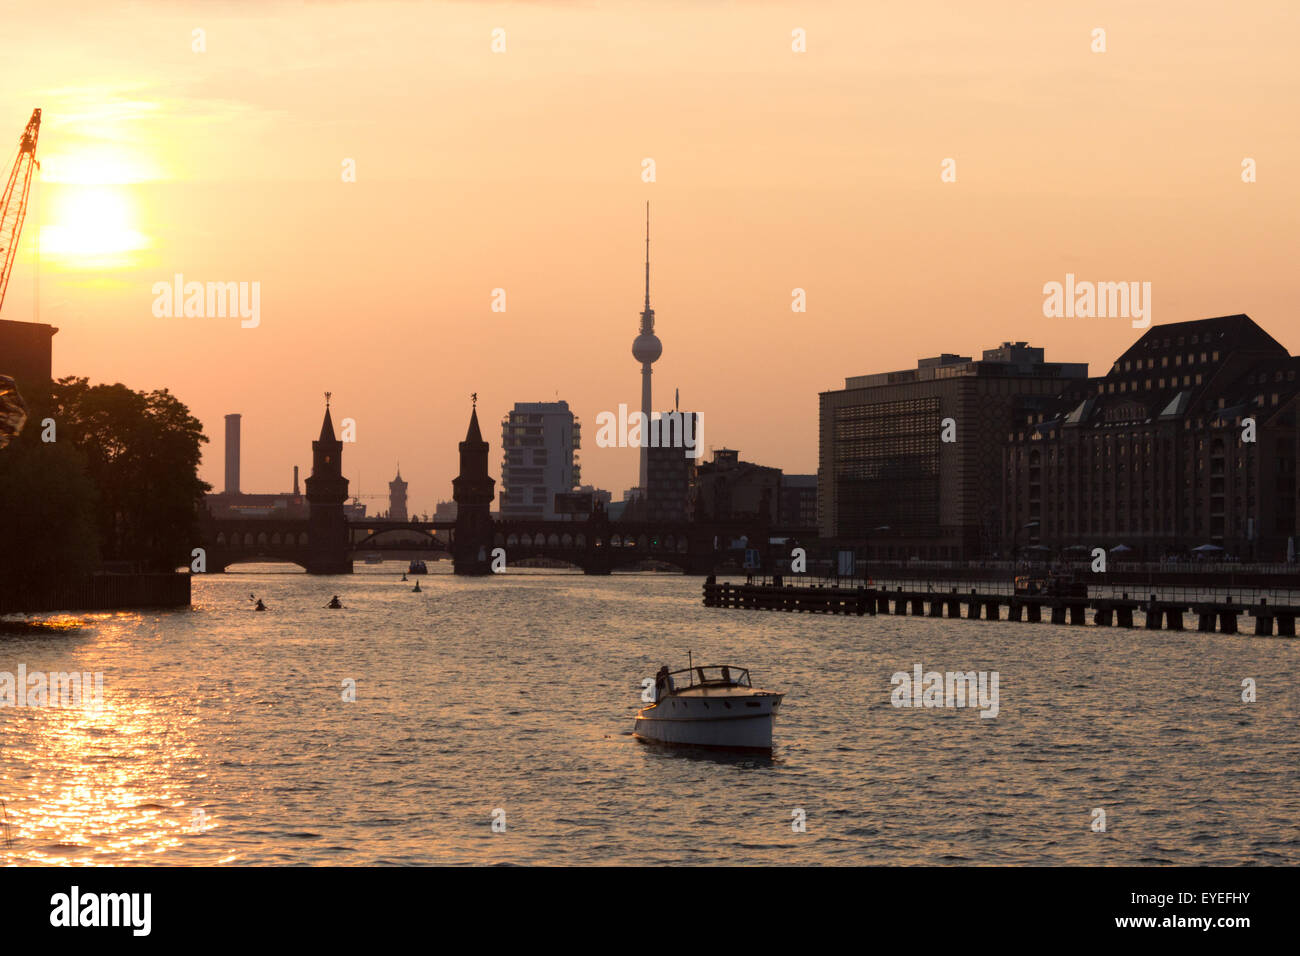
(3, 0, 1298, 513)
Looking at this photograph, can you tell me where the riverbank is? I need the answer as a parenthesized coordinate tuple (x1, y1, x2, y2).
(0, 572, 190, 615)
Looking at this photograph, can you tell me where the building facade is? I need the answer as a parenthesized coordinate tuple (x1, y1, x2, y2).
(819, 342, 1087, 559)
(645, 410, 699, 522)
(1003, 314, 1300, 561)
(695, 448, 781, 523)
(0, 319, 57, 399)
(779, 474, 818, 527)
(499, 401, 581, 519)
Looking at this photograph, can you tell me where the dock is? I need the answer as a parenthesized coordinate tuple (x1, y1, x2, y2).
(701, 580, 1299, 636)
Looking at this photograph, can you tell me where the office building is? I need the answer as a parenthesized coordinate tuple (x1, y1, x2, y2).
(819, 342, 1087, 558)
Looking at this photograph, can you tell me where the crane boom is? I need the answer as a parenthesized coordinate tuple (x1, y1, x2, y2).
(0, 108, 41, 315)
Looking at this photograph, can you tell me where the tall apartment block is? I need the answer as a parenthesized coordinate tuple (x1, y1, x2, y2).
(499, 401, 581, 519)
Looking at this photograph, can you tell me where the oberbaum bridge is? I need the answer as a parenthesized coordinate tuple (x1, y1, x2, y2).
(196, 399, 1300, 635)
(198, 399, 805, 575)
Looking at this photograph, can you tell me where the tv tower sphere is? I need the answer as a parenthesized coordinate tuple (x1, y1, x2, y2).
(633, 331, 662, 364)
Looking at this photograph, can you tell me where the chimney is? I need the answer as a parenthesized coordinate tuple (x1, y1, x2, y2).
(293, 465, 300, 496)
(224, 414, 241, 495)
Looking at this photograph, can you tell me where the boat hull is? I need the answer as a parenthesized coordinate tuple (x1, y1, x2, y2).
(633, 694, 781, 751)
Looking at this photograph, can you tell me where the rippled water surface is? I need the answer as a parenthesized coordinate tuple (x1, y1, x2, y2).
(2, 566, 1297, 865)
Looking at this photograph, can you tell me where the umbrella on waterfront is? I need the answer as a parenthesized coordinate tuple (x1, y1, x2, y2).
(1192, 544, 1225, 553)
(1109, 544, 1133, 553)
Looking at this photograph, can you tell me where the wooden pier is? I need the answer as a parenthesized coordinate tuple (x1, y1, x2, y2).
(701, 580, 1299, 636)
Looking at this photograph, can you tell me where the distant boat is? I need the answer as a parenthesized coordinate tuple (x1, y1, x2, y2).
(634, 664, 783, 751)
(408, 559, 428, 575)
(363, 553, 383, 565)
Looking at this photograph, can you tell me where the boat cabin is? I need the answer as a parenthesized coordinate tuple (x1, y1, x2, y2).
(655, 665, 752, 700)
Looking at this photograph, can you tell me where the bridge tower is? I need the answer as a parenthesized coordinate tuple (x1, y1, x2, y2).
(452, 396, 496, 575)
(304, 394, 353, 574)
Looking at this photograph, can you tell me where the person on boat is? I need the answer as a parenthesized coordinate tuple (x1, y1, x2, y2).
(412, 580, 421, 592)
(401, 573, 408, 581)
(254, 598, 267, 611)
(654, 665, 671, 700)
(327, 595, 343, 609)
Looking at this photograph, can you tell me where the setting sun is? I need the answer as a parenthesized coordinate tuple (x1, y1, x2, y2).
(40, 184, 146, 263)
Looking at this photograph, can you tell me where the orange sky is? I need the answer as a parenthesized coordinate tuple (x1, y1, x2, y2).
(2, 0, 1298, 513)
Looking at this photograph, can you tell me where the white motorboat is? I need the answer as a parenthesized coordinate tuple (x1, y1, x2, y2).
(633, 664, 783, 751)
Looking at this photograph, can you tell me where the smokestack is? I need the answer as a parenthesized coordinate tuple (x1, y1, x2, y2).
(224, 414, 241, 495)
(293, 465, 300, 496)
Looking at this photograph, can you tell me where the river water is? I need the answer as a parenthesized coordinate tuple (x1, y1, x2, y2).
(2, 565, 1297, 865)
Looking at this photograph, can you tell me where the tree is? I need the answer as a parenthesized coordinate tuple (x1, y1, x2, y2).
(46, 377, 210, 571)
(0, 434, 100, 590)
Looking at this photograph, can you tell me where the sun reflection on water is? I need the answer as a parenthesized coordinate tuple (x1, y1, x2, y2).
(1, 623, 210, 865)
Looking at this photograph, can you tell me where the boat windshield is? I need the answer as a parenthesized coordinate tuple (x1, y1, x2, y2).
(667, 666, 751, 689)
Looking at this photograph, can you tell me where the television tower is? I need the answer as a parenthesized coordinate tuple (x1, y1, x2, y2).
(630, 202, 662, 490)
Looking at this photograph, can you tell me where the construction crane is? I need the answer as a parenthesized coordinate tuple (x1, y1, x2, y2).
(0, 108, 41, 315)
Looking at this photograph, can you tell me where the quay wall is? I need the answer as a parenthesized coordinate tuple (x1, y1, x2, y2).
(0, 573, 191, 615)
